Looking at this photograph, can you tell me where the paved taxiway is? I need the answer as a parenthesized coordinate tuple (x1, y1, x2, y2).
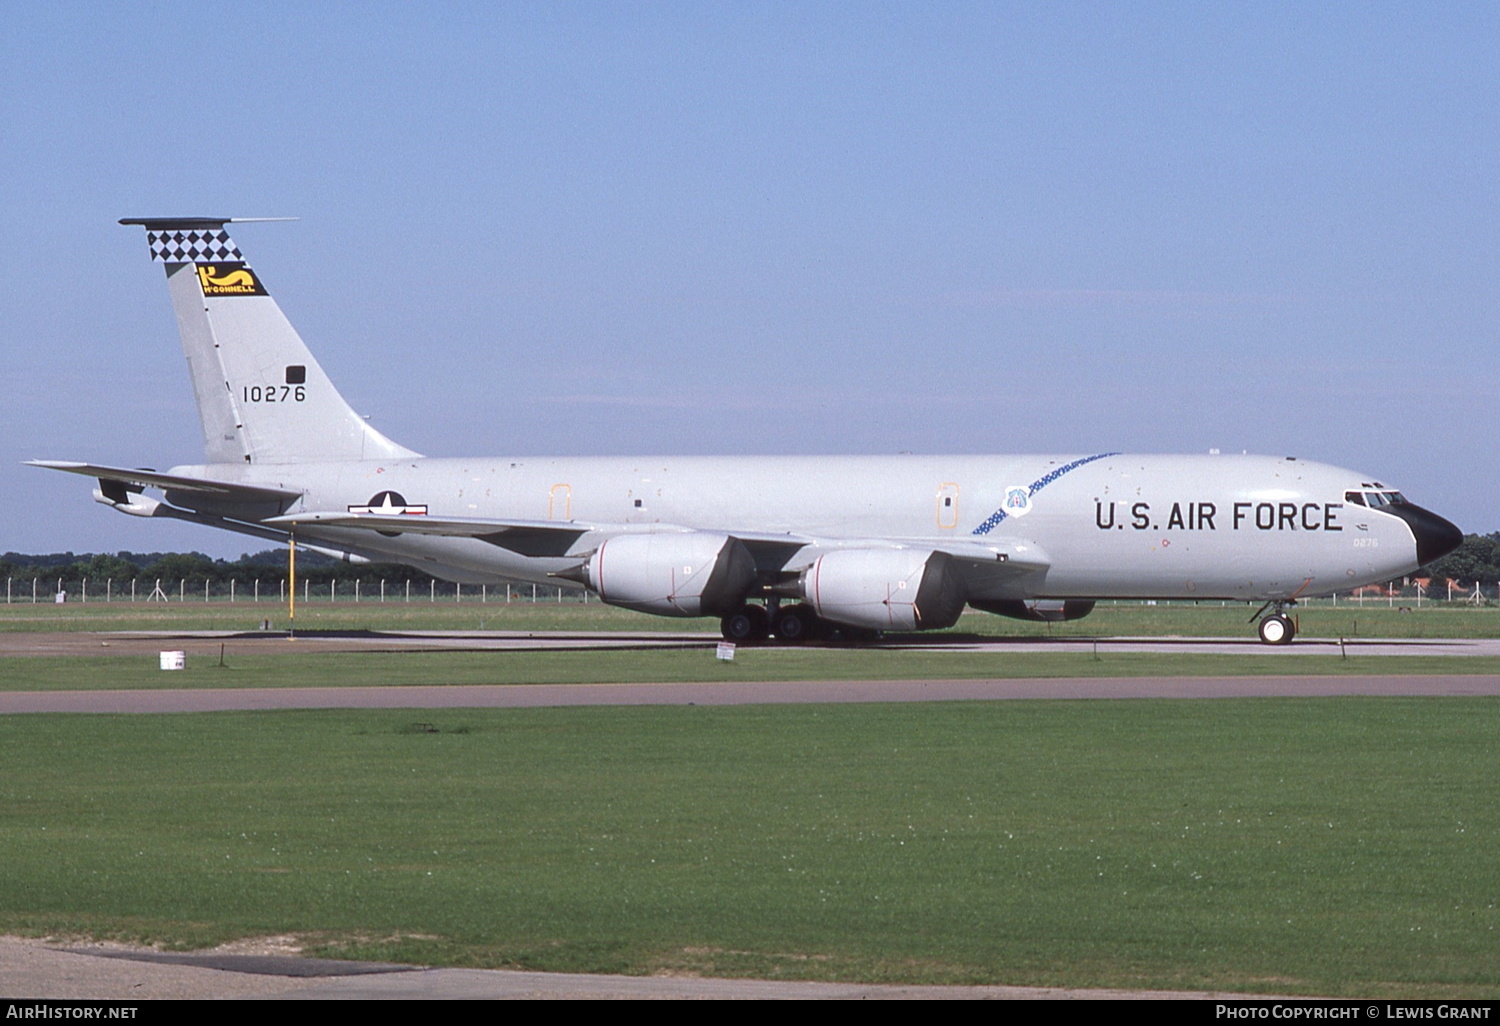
(1, 629, 1496, 712)
(4, 627, 1500, 658)
(0, 936, 1285, 1000)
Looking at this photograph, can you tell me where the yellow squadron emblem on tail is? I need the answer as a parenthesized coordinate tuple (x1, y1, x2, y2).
(196, 263, 266, 296)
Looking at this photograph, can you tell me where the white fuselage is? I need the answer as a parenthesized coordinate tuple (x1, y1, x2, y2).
(171, 452, 1427, 601)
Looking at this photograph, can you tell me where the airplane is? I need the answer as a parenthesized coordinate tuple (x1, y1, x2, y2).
(30, 218, 1464, 645)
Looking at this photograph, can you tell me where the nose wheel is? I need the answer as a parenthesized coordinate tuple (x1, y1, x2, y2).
(1250, 599, 1299, 645)
(1257, 612, 1297, 645)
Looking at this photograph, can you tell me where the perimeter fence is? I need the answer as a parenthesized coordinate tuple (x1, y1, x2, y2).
(5, 578, 1498, 607)
(3, 577, 590, 604)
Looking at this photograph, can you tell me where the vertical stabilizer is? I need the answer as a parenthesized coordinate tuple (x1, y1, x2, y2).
(121, 218, 418, 465)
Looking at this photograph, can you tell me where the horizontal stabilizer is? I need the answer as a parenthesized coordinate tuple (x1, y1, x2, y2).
(27, 461, 301, 502)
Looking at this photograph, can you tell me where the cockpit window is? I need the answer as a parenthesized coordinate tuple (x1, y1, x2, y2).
(1347, 490, 1408, 509)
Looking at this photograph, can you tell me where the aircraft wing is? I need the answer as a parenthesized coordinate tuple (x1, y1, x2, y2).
(27, 460, 302, 502)
(271, 512, 829, 564)
(266, 512, 1051, 583)
(718, 533, 1049, 580)
(266, 510, 598, 558)
(920, 538, 1050, 598)
(924, 538, 1047, 567)
(270, 513, 828, 545)
(266, 510, 599, 535)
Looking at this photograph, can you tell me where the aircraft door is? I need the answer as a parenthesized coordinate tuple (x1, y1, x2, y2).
(936, 483, 959, 529)
(548, 483, 572, 521)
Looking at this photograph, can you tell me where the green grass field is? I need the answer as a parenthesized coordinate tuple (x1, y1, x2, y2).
(1, 595, 1499, 640)
(0, 600, 1496, 995)
(1, 701, 1496, 997)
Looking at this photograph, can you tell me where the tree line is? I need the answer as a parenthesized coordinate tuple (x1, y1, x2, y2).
(1416, 532, 1500, 585)
(0, 549, 444, 588)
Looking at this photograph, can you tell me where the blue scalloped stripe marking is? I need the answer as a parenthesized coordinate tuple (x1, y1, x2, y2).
(971, 452, 1120, 536)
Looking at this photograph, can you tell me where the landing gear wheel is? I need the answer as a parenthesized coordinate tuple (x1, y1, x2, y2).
(720, 605, 769, 642)
(1258, 614, 1296, 645)
(773, 603, 822, 644)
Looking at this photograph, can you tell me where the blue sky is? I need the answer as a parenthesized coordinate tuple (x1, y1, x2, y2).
(3, 2, 1497, 557)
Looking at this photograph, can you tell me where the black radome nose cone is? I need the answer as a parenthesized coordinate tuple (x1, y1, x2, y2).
(1384, 503, 1465, 567)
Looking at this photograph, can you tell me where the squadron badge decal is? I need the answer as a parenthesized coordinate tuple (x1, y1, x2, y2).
(196, 262, 268, 297)
(1002, 486, 1032, 517)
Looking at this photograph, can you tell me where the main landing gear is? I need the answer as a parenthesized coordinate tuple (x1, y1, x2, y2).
(720, 602, 823, 643)
(1253, 601, 1298, 645)
(720, 602, 877, 645)
(719, 604, 770, 642)
(771, 603, 824, 643)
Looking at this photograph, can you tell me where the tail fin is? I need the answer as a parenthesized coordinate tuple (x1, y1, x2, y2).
(120, 218, 417, 465)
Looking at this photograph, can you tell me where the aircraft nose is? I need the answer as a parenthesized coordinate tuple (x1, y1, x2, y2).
(1383, 503, 1465, 567)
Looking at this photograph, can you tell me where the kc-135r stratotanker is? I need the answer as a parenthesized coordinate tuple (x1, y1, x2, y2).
(31, 219, 1464, 645)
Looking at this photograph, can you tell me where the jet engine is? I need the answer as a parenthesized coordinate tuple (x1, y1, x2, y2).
(801, 548, 966, 631)
(577, 533, 756, 617)
(969, 598, 1096, 622)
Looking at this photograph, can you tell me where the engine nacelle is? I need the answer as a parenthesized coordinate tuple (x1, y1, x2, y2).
(801, 548, 966, 632)
(93, 487, 161, 518)
(583, 533, 756, 617)
(970, 598, 1096, 622)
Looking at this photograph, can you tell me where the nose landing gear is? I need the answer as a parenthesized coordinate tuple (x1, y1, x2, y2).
(1252, 601, 1298, 644)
